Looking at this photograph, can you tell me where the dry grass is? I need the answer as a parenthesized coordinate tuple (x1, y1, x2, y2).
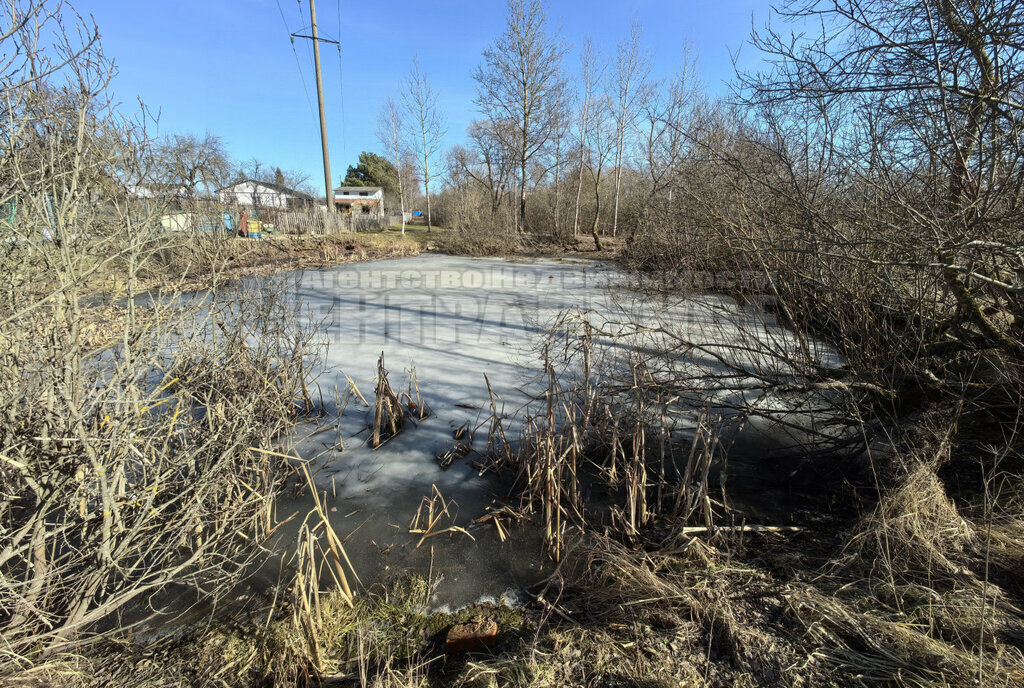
(12, 473, 1024, 688)
(139, 232, 423, 291)
(478, 307, 722, 560)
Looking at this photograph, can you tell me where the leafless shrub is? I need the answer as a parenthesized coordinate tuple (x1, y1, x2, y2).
(0, 0, 322, 665)
(431, 186, 519, 256)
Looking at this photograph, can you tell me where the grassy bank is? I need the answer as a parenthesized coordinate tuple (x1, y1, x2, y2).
(139, 231, 430, 290)
(29, 507, 1023, 688)
(2, 230, 431, 354)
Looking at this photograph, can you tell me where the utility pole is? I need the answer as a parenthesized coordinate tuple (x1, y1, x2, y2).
(292, 0, 339, 212)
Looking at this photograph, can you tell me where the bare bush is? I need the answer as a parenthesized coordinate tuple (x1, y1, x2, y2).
(0, 0, 320, 663)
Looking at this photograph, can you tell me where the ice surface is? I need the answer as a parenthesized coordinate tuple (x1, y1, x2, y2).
(260, 254, 840, 610)
(264, 256, 623, 610)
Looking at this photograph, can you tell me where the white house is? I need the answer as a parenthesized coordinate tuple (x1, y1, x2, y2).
(126, 183, 187, 199)
(217, 179, 314, 209)
(334, 186, 385, 223)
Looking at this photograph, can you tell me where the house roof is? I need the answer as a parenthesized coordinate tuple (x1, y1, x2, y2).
(217, 179, 314, 200)
(334, 186, 383, 194)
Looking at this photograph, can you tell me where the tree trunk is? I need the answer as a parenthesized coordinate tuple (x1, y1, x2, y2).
(572, 149, 585, 239)
(425, 180, 432, 233)
(612, 142, 623, 237)
(398, 171, 406, 234)
(553, 155, 561, 239)
(520, 160, 527, 234)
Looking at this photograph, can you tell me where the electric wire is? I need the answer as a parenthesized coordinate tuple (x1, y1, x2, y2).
(336, 0, 347, 162)
(276, 0, 316, 117)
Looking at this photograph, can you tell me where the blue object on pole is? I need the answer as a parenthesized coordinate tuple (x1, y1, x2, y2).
(223, 213, 233, 232)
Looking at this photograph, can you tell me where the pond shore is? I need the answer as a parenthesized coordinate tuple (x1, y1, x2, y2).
(9, 239, 1023, 688)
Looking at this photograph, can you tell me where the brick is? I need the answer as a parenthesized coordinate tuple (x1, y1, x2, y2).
(445, 617, 499, 653)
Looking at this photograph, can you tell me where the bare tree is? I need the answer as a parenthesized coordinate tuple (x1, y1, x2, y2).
(155, 131, 230, 200)
(278, 167, 315, 195)
(378, 96, 407, 234)
(546, 86, 571, 240)
(736, 0, 1024, 363)
(610, 21, 651, 238)
(403, 57, 445, 232)
(631, 49, 700, 246)
(572, 38, 603, 240)
(236, 157, 266, 183)
(585, 94, 615, 251)
(460, 118, 516, 218)
(473, 0, 568, 234)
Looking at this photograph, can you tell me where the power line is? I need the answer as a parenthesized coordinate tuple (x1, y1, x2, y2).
(275, 0, 316, 117)
(336, 0, 347, 162)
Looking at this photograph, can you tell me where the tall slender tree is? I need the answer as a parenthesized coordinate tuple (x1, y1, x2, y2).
(403, 57, 445, 232)
(610, 21, 651, 237)
(572, 38, 603, 240)
(473, 0, 567, 234)
(586, 94, 614, 251)
(378, 96, 408, 234)
(548, 100, 570, 240)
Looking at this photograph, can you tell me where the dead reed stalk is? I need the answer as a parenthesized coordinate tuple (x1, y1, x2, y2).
(372, 353, 405, 448)
(482, 308, 724, 558)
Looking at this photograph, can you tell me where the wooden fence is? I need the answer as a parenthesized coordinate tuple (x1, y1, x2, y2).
(275, 211, 353, 235)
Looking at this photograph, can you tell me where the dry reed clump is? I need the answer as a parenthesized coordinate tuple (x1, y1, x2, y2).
(372, 353, 405, 448)
(792, 425, 1024, 685)
(408, 485, 474, 546)
(525, 528, 1024, 687)
(784, 589, 987, 686)
(370, 356, 433, 449)
(844, 458, 977, 584)
(554, 534, 801, 685)
(481, 308, 721, 559)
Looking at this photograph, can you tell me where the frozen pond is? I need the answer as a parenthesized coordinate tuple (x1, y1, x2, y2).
(270, 255, 620, 610)
(256, 254, 842, 611)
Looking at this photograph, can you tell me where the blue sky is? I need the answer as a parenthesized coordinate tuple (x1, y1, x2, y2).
(84, 1, 777, 188)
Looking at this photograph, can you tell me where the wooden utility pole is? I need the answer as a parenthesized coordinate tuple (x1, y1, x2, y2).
(293, 0, 338, 212)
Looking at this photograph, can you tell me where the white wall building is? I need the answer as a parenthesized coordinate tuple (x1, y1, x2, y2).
(334, 186, 385, 223)
(217, 180, 314, 209)
(125, 183, 187, 199)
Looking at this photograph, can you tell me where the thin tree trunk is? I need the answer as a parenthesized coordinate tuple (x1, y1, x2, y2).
(421, 125, 432, 232)
(553, 154, 561, 239)
(520, 154, 528, 234)
(425, 180, 432, 233)
(397, 170, 406, 234)
(572, 151, 585, 239)
(612, 141, 623, 237)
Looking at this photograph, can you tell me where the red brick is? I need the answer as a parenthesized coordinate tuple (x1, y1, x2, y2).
(445, 617, 499, 653)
